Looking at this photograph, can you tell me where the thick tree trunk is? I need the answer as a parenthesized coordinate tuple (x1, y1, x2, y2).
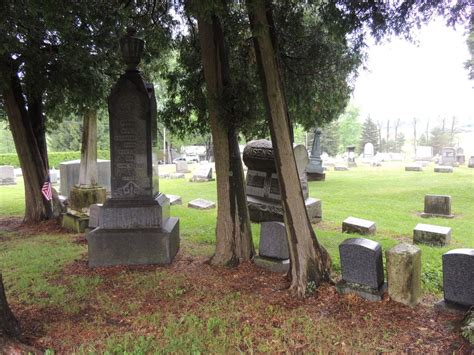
(78, 109, 99, 186)
(247, 0, 331, 297)
(197, 9, 254, 266)
(0, 274, 20, 339)
(2, 70, 56, 222)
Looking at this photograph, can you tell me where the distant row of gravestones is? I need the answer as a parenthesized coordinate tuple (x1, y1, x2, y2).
(254, 220, 473, 310)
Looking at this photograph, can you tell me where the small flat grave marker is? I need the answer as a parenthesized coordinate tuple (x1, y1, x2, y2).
(169, 173, 185, 179)
(405, 165, 423, 172)
(334, 165, 349, 171)
(434, 166, 453, 173)
(166, 194, 182, 206)
(342, 216, 376, 235)
(413, 223, 451, 246)
(188, 198, 216, 210)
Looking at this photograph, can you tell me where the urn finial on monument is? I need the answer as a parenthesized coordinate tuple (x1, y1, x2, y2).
(120, 27, 145, 71)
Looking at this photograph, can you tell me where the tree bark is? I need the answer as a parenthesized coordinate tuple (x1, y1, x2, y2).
(247, 0, 331, 297)
(0, 274, 20, 339)
(78, 109, 99, 186)
(197, 8, 254, 266)
(2, 69, 56, 222)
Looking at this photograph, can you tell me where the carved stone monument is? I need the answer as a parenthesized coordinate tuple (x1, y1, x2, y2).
(440, 147, 457, 166)
(243, 139, 322, 223)
(87, 28, 179, 267)
(306, 128, 325, 181)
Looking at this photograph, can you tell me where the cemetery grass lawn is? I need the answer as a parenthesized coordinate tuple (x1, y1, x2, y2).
(0, 163, 473, 352)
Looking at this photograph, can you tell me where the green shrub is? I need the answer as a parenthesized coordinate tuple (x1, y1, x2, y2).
(0, 150, 110, 168)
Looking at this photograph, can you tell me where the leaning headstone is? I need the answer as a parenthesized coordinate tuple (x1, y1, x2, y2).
(434, 165, 453, 173)
(342, 216, 376, 235)
(468, 156, 474, 168)
(87, 28, 179, 267)
(188, 198, 216, 210)
(306, 128, 325, 181)
(413, 223, 451, 246)
(386, 243, 421, 306)
(0, 166, 16, 185)
(336, 238, 386, 301)
(175, 160, 189, 173)
(166, 194, 182, 205)
(438, 249, 474, 310)
(254, 222, 290, 273)
(421, 194, 454, 218)
(190, 164, 213, 182)
(405, 164, 423, 172)
(243, 140, 322, 223)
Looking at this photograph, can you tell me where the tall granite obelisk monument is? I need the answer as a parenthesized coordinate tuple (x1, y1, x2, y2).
(306, 128, 325, 181)
(87, 28, 179, 267)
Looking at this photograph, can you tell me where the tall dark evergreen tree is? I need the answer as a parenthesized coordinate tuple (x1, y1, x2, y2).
(359, 116, 379, 153)
(320, 121, 339, 156)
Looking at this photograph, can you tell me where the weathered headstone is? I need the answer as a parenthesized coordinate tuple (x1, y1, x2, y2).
(363, 142, 374, 158)
(386, 243, 421, 306)
(342, 216, 376, 235)
(190, 164, 213, 182)
(456, 147, 465, 165)
(87, 28, 179, 267)
(440, 249, 474, 309)
(421, 194, 453, 218)
(306, 128, 325, 181)
(336, 238, 386, 301)
(405, 164, 423, 172)
(243, 140, 322, 223)
(0, 166, 16, 185)
(468, 156, 474, 168)
(254, 221, 290, 273)
(175, 160, 189, 173)
(434, 165, 453, 173)
(440, 147, 457, 166)
(188, 198, 216, 210)
(59, 159, 111, 197)
(413, 223, 451, 246)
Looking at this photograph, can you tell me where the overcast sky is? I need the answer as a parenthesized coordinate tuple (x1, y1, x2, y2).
(352, 18, 473, 129)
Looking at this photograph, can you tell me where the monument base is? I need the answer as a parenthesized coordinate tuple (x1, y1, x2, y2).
(247, 196, 322, 223)
(61, 212, 89, 233)
(420, 212, 454, 219)
(253, 256, 289, 273)
(87, 217, 179, 267)
(336, 280, 387, 302)
(69, 185, 107, 212)
(306, 172, 326, 181)
(434, 300, 471, 314)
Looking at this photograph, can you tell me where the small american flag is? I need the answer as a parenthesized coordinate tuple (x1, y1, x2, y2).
(41, 177, 52, 201)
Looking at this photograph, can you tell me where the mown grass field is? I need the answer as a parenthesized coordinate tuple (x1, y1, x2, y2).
(0, 161, 473, 352)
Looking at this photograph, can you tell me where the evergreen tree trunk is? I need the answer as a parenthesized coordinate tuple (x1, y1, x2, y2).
(247, 0, 331, 297)
(0, 274, 20, 339)
(2, 67, 57, 222)
(197, 8, 254, 266)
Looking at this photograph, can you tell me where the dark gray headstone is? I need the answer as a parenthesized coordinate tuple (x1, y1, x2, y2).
(422, 194, 453, 218)
(339, 238, 384, 289)
(259, 222, 289, 260)
(413, 223, 451, 246)
(442, 249, 474, 307)
(342, 216, 376, 235)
